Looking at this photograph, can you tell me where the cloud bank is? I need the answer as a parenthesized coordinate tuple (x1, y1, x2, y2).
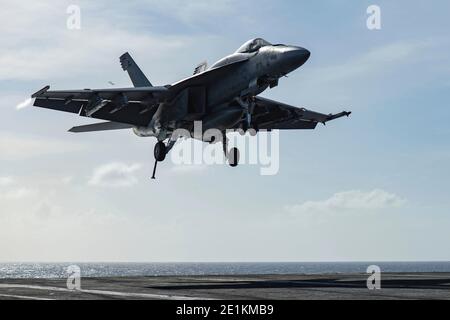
(88, 162, 142, 187)
(285, 189, 405, 216)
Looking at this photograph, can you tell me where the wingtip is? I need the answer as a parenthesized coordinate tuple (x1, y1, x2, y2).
(31, 85, 50, 98)
(68, 127, 80, 133)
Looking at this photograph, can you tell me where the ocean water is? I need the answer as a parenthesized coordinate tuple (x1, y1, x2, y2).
(1, 262, 450, 279)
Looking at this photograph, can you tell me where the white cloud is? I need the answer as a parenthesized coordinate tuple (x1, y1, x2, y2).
(0, 132, 86, 160)
(0, 1, 201, 82)
(0, 187, 36, 200)
(88, 162, 142, 187)
(15, 98, 33, 110)
(0, 177, 14, 187)
(0, 176, 37, 200)
(0, 28, 187, 82)
(61, 176, 74, 185)
(285, 189, 405, 216)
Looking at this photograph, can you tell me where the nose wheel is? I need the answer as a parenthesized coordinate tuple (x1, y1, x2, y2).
(228, 147, 240, 167)
(223, 134, 240, 167)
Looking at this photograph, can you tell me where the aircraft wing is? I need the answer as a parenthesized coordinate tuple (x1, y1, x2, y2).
(31, 85, 169, 127)
(251, 97, 351, 130)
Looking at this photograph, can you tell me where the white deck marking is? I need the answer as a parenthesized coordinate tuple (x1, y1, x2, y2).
(0, 284, 212, 300)
(0, 293, 54, 300)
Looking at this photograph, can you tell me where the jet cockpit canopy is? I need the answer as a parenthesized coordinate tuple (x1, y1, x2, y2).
(235, 38, 272, 54)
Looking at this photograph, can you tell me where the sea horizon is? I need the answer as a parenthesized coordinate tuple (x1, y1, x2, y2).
(2, 261, 450, 279)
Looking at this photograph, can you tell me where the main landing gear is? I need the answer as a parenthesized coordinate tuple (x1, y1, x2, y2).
(151, 140, 175, 179)
(154, 141, 167, 162)
(151, 132, 242, 179)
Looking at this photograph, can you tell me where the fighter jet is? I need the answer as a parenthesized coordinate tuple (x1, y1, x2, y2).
(31, 38, 351, 178)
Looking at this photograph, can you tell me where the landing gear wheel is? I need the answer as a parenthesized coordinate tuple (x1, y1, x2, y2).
(242, 121, 249, 133)
(228, 147, 240, 167)
(154, 141, 167, 162)
(151, 141, 168, 180)
(249, 123, 258, 136)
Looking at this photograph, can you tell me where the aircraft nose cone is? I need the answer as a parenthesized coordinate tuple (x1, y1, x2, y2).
(282, 46, 311, 72)
(302, 48, 311, 61)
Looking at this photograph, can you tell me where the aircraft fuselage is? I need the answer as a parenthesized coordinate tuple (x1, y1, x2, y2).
(143, 41, 311, 140)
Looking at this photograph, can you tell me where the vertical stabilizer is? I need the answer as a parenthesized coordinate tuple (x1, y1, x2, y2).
(119, 52, 152, 87)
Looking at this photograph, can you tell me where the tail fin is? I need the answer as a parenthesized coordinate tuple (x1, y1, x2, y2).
(120, 52, 152, 87)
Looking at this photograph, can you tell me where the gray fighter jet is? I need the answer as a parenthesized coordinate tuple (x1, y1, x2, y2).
(31, 38, 351, 178)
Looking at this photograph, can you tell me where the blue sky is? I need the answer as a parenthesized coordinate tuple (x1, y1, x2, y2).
(0, 0, 449, 262)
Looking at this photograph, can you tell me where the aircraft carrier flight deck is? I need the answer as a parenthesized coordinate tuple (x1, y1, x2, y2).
(0, 273, 449, 300)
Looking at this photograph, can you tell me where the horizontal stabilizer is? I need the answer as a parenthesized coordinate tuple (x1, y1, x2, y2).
(68, 121, 133, 133)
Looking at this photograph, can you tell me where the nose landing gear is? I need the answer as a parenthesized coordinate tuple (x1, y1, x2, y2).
(222, 134, 240, 167)
(228, 147, 240, 167)
(235, 96, 257, 136)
